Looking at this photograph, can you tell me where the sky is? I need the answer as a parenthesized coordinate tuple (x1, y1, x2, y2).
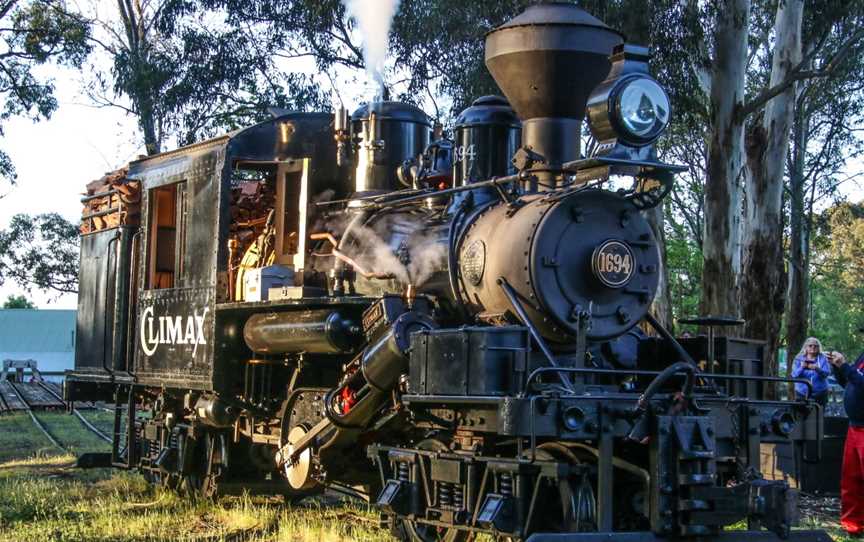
(0, 68, 143, 310)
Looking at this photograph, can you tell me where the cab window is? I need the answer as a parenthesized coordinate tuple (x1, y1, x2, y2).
(147, 182, 186, 289)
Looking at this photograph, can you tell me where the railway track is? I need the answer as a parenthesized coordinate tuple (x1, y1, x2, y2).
(5, 380, 65, 450)
(36, 381, 112, 444)
(1, 380, 112, 451)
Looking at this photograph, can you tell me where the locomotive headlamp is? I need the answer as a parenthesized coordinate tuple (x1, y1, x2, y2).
(586, 44, 671, 150)
(615, 77, 670, 143)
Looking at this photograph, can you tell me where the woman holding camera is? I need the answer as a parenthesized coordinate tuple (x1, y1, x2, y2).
(790, 337, 832, 406)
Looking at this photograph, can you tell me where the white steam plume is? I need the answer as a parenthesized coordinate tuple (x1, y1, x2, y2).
(343, 0, 401, 85)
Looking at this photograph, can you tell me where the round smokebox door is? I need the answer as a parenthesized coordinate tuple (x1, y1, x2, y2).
(530, 189, 660, 340)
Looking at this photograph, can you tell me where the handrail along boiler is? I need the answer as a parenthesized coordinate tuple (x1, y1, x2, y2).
(66, 3, 828, 541)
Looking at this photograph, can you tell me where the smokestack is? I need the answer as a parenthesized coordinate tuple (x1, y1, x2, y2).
(485, 2, 623, 186)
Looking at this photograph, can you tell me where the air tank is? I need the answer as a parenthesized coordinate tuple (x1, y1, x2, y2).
(452, 96, 521, 206)
(351, 101, 432, 193)
(243, 310, 361, 355)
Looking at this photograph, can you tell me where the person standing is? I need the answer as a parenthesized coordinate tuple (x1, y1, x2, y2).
(790, 337, 832, 405)
(829, 349, 864, 537)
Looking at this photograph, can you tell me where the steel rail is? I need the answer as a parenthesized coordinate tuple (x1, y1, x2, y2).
(0, 384, 9, 413)
(7, 381, 64, 451)
(71, 410, 112, 443)
(36, 382, 112, 443)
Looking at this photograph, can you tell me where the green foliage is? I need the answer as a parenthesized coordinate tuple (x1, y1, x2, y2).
(84, 0, 328, 154)
(2, 294, 35, 308)
(810, 279, 864, 357)
(0, 213, 79, 294)
(665, 212, 703, 326)
(808, 201, 864, 356)
(0, 0, 91, 183)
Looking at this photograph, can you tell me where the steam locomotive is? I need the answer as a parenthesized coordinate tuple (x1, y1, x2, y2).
(66, 3, 829, 541)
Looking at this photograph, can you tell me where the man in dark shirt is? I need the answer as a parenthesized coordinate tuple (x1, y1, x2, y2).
(829, 350, 864, 537)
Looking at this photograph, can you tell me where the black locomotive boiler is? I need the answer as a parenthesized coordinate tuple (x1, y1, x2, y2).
(67, 3, 829, 541)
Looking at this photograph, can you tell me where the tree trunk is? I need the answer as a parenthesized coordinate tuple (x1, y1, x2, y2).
(786, 98, 810, 374)
(646, 204, 674, 332)
(700, 0, 750, 321)
(138, 92, 161, 155)
(118, 0, 161, 155)
(740, 0, 802, 396)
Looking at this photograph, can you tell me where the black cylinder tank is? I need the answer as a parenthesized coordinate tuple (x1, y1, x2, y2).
(351, 101, 432, 193)
(453, 96, 521, 206)
(243, 310, 361, 355)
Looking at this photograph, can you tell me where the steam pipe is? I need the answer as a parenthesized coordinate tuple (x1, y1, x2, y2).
(285, 311, 433, 465)
(524, 366, 814, 398)
(645, 312, 720, 393)
(626, 361, 695, 442)
(311, 231, 394, 280)
(314, 173, 526, 209)
(634, 361, 695, 412)
(498, 277, 575, 392)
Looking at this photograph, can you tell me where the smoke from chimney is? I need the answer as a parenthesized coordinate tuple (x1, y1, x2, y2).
(343, 0, 401, 87)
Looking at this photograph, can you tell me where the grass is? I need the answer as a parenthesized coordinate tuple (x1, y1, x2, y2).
(36, 412, 114, 456)
(0, 412, 58, 462)
(0, 455, 391, 542)
(0, 411, 855, 541)
(0, 412, 392, 542)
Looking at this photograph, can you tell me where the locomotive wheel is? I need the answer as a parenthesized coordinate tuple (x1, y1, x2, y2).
(523, 444, 596, 535)
(182, 431, 227, 499)
(396, 438, 469, 542)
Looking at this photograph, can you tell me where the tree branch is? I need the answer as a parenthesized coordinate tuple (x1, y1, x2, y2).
(738, 27, 864, 120)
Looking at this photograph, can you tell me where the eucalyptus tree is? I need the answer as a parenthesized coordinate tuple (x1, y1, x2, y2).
(739, 0, 864, 381)
(81, 0, 326, 155)
(785, 2, 864, 361)
(739, 0, 804, 385)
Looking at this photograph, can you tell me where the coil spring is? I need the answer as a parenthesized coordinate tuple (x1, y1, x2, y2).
(499, 473, 513, 496)
(397, 461, 410, 482)
(453, 485, 464, 510)
(439, 482, 452, 506)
